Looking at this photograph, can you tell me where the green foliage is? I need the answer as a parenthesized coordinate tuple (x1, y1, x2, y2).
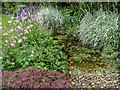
(35, 6, 65, 34)
(76, 10, 118, 52)
(2, 28, 68, 74)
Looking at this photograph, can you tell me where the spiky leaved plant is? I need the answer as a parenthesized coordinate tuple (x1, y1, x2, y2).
(76, 9, 118, 54)
(35, 6, 65, 34)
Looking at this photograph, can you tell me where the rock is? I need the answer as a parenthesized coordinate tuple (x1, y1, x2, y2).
(76, 85, 81, 88)
(91, 83, 95, 85)
(71, 81, 75, 85)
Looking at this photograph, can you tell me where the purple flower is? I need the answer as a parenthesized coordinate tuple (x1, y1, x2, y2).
(13, 40, 16, 43)
(30, 0, 32, 4)
(44, 24, 47, 26)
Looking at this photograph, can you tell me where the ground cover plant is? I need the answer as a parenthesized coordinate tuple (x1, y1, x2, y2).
(2, 67, 72, 88)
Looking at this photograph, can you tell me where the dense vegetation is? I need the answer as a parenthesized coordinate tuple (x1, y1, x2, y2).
(1, 2, 119, 88)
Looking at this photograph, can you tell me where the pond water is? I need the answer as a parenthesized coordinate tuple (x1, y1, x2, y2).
(53, 34, 119, 73)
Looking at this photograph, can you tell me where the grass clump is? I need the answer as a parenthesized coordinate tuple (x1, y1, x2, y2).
(76, 9, 119, 53)
(35, 6, 65, 34)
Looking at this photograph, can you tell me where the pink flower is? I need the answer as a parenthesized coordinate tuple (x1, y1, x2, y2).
(7, 31, 10, 33)
(24, 29, 29, 34)
(31, 51, 34, 54)
(11, 62, 15, 65)
(20, 23, 22, 26)
(8, 20, 13, 23)
(6, 33, 8, 35)
(22, 16, 28, 21)
(23, 37, 27, 39)
(18, 39, 22, 43)
(10, 29, 14, 32)
(4, 26, 6, 29)
(17, 26, 21, 29)
(5, 40, 8, 43)
(17, 5, 20, 7)
(11, 17, 14, 19)
(11, 43, 15, 47)
(30, 25, 33, 27)
(15, 20, 19, 23)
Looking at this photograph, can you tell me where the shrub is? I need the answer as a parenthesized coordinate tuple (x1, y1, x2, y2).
(2, 67, 73, 88)
(76, 9, 119, 52)
(35, 6, 65, 34)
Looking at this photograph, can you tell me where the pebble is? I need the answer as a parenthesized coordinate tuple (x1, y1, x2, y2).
(69, 65, 119, 88)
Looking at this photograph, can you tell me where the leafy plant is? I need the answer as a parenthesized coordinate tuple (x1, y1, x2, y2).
(2, 5, 69, 74)
(2, 67, 73, 88)
(76, 9, 118, 52)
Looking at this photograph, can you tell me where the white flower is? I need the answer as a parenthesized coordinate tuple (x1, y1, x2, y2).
(0, 57, 3, 59)
(27, 26, 30, 29)
(0, 23, 2, 25)
(18, 39, 22, 43)
(31, 51, 34, 54)
(11, 43, 15, 47)
(15, 36, 17, 38)
(3, 33, 5, 35)
(5, 40, 8, 43)
(12, 36, 14, 39)
(11, 62, 15, 65)
(11, 17, 14, 19)
(0, 26, 2, 29)
(31, 54, 33, 57)
(20, 33, 23, 36)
